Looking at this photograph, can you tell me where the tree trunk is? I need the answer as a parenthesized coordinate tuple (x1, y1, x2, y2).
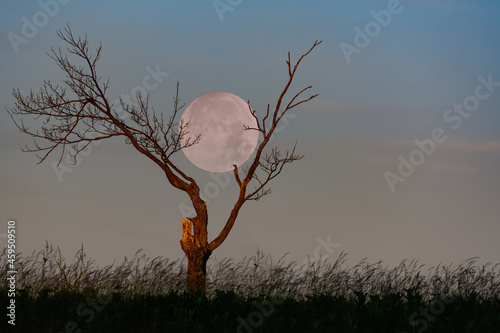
(180, 218, 211, 294)
(185, 246, 211, 294)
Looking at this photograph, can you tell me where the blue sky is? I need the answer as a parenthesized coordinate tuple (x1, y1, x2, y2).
(1, 0, 499, 270)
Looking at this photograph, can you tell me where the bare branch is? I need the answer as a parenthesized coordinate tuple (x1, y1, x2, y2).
(243, 101, 263, 133)
(245, 141, 304, 201)
(7, 26, 200, 194)
(209, 40, 321, 252)
(233, 164, 242, 187)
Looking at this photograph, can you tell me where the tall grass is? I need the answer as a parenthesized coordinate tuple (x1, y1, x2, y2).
(1, 242, 499, 302)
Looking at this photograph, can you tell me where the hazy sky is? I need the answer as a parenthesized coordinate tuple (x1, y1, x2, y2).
(1, 0, 499, 271)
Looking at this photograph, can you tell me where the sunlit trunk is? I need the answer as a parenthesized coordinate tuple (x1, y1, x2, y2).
(184, 246, 211, 294)
(180, 218, 211, 294)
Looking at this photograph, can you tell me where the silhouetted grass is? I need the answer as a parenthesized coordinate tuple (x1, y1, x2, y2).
(1, 242, 499, 332)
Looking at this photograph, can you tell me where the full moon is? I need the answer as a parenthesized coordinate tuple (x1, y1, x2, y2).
(179, 91, 259, 173)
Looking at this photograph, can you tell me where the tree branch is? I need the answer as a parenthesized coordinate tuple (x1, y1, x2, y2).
(209, 40, 322, 252)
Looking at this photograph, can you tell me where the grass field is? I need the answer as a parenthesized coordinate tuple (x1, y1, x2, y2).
(1, 243, 499, 332)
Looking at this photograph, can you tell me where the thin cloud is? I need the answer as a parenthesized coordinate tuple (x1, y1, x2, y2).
(311, 99, 365, 113)
(344, 139, 500, 175)
(439, 140, 500, 153)
(348, 150, 479, 175)
(418, 159, 478, 174)
(416, 0, 497, 13)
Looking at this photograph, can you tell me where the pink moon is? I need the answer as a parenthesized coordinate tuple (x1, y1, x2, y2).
(179, 91, 259, 173)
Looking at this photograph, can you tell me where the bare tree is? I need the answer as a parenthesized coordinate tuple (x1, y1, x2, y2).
(7, 26, 322, 294)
